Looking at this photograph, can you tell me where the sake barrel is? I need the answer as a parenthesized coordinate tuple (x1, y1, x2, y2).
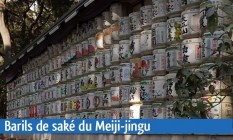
(152, 0, 167, 20)
(140, 5, 153, 29)
(152, 103, 166, 119)
(152, 22, 167, 48)
(120, 63, 131, 83)
(129, 35, 141, 56)
(129, 82, 141, 103)
(119, 40, 131, 60)
(140, 105, 152, 119)
(129, 11, 142, 33)
(140, 80, 154, 101)
(119, 17, 131, 39)
(110, 87, 120, 106)
(141, 55, 154, 77)
(167, 17, 182, 43)
(165, 73, 178, 98)
(182, 38, 202, 65)
(167, 0, 182, 17)
(153, 76, 166, 98)
(120, 85, 130, 105)
(140, 30, 153, 52)
(166, 44, 182, 70)
(181, 9, 201, 38)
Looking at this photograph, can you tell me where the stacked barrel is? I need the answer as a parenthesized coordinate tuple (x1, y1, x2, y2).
(6, 0, 232, 119)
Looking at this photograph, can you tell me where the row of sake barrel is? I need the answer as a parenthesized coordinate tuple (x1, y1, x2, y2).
(7, 75, 176, 110)
(8, 66, 228, 112)
(7, 96, 232, 119)
(8, 50, 229, 101)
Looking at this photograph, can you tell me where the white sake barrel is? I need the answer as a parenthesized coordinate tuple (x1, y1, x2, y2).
(152, 22, 167, 47)
(153, 49, 166, 72)
(110, 65, 120, 84)
(81, 40, 89, 57)
(129, 82, 141, 103)
(140, 30, 153, 52)
(181, 9, 201, 38)
(165, 73, 178, 98)
(165, 101, 175, 118)
(111, 108, 120, 119)
(103, 69, 111, 87)
(119, 17, 131, 39)
(75, 61, 83, 76)
(152, 103, 166, 119)
(102, 90, 111, 107)
(88, 37, 97, 55)
(94, 91, 102, 108)
(103, 49, 111, 67)
(95, 51, 104, 69)
(167, 0, 182, 17)
(167, 17, 182, 43)
(140, 80, 154, 101)
(86, 93, 95, 109)
(82, 58, 88, 74)
(119, 40, 131, 60)
(141, 55, 154, 77)
(120, 85, 130, 104)
(110, 44, 120, 63)
(129, 35, 141, 56)
(110, 87, 120, 106)
(140, 5, 153, 29)
(140, 105, 152, 119)
(88, 56, 96, 72)
(94, 72, 103, 88)
(153, 76, 166, 98)
(120, 63, 131, 83)
(80, 76, 88, 92)
(129, 11, 142, 33)
(130, 58, 141, 79)
(166, 44, 182, 70)
(87, 74, 95, 90)
(182, 38, 202, 64)
(152, 0, 167, 20)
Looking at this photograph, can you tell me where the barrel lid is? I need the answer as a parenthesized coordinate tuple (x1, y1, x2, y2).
(130, 82, 140, 85)
(110, 86, 120, 90)
(167, 17, 182, 22)
(165, 73, 177, 79)
(141, 55, 153, 59)
(153, 49, 166, 53)
(153, 76, 165, 80)
(166, 45, 181, 51)
(140, 80, 153, 84)
(182, 38, 202, 44)
(152, 22, 167, 27)
(181, 8, 200, 15)
(140, 5, 152, 10)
